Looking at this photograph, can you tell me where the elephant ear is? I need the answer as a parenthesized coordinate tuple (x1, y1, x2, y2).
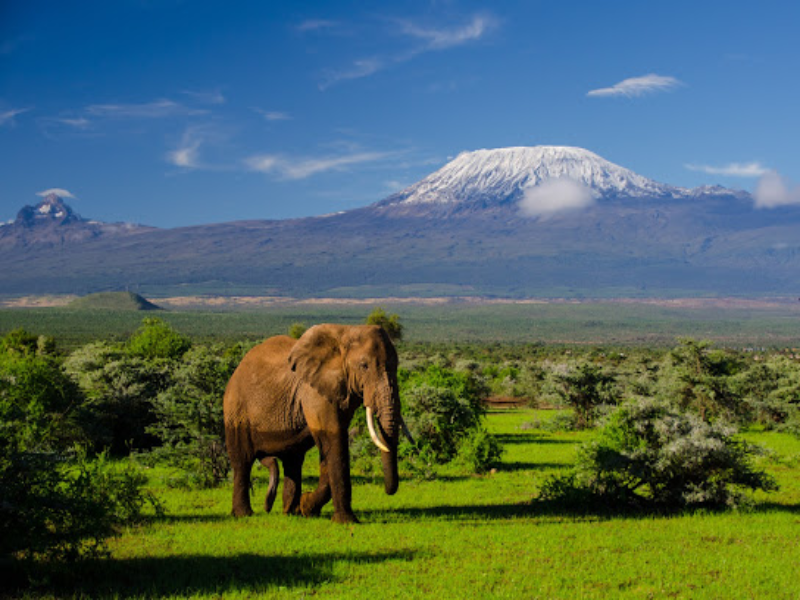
(288, 325, 347, 405)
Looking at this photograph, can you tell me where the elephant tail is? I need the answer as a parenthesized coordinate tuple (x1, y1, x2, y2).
(262, 457, 280, 513)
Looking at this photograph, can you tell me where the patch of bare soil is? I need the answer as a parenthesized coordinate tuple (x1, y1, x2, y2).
(0, 295, 77, 308)
(484, 396, 529, 409)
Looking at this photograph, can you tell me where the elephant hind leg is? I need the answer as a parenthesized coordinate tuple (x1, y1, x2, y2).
(281, 454, 305, 515)
(260, 457, 280, 513)
(231, 455, 256, 517)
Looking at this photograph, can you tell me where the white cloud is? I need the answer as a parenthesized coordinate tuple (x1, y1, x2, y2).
(319, 13, 496, 89)
(37, 188, 76, 199)
(53, 117, 91, 129)
(167, 141, 201, 169)
(0, 107, 32, 126)
(399, 14, 496, 50)
(320, 58, 385, 90)
(247, 150, 392, 179)
(685, 162, 768, 177)
(518, 179, 596, 218)
(754, 170, 800, 208)
(181, 89, 226, 105)
(254, 109, 292, 121)
(86, 99, 204, 118)
(587, 74, 682, 98)
(297, 19, 340, 32)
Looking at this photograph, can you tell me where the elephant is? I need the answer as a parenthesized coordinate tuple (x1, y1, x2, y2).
(223, 324, 405, 524)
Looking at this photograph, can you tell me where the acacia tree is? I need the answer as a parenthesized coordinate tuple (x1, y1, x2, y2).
(365, 307, 403, 342)
(553, 362, 617, 429)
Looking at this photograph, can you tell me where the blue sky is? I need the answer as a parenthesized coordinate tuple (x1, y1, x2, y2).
(1, 0, 799, 228)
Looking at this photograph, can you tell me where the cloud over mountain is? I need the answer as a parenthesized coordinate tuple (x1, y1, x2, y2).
(754, 171, 800, 208)
(518, 179, 595, 218)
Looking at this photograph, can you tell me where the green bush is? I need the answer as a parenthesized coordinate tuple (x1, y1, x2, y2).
(365, 307, 403, 342)
(145, 344, 243, 487)
(64, 342, 172, 453)
(127, 318, 191, 360)
(552, 362, 617, 429)
(539, 396, 778, 511)
(455, 428, 503, 474)
(1, 448, 158, 563)
(0, 330, 157, 569)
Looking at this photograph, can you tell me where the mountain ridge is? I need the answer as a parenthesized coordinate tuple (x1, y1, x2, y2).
(0, 145, 796, 299)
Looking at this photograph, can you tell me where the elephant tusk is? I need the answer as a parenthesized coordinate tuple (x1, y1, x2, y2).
(366, 407, 390, 453)
(400, 417, 416, 446)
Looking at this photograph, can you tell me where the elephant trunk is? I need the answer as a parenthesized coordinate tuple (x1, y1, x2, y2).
(366, 376, 400, 496)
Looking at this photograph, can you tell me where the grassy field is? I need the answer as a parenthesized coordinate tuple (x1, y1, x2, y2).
(4, 300, 800, 349)
(20, 409, 800, 599)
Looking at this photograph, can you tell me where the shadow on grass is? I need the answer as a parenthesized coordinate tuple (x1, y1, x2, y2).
(361, 500, 645, 523)
(496, 461, 567, 472)
(7, 550, 416, 599)
(493, 433, 580, 446)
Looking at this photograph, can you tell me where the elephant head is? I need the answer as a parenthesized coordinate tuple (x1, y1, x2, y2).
(288, 324, 401, 495)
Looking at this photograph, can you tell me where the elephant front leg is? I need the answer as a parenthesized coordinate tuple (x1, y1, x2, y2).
(306, 428, 358, 523)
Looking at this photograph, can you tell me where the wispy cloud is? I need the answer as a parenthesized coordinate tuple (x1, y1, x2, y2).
(754, 171, 800, 208)
(398, 14, 496, 51)
(587, 74, 682, 98)
(297, 19, 340, 33)
(181, 89, 226, 105)
(321, 58, 385, 90)
(246, 150, 394, 179)
(37, 188, 76, 199)
(167, 133, 202, 169)
(0, 107, 32, 126)
(685, 162, 768, 177)
(253, 108, 292, 121)
(319, 13, 496, 89)
(86, 99, 205, 118)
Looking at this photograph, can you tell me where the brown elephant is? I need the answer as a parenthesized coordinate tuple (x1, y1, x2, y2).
(223, 324, 404, 523)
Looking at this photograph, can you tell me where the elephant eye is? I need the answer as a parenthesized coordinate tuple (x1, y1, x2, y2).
(359, 362, 369, 371)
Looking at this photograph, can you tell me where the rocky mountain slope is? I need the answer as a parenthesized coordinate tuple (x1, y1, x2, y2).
(1, 146, 798, 298)
(0, 193, 154, 249)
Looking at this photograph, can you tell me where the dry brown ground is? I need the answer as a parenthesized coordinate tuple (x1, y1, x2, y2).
(2, 294, 798, 311)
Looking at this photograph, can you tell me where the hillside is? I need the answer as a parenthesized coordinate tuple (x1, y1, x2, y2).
(67, 292, 162, 311)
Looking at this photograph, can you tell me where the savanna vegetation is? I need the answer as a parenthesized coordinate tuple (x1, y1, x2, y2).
(2, 305, 800, 598)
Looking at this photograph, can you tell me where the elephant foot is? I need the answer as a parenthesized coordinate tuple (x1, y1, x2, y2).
(231, 506, 254, 518)
(299, 492, 324, 517)
(331, 512, 360, 524)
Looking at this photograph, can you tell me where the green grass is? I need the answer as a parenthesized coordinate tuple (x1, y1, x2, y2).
(4, 301, 800, 349)
(16, 409, 800, 599)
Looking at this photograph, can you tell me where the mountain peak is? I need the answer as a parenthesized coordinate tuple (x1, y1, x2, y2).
(377, 145, 683, 212)
(15, 193, 81, 227)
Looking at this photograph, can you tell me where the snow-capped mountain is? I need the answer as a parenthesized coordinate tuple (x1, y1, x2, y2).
(0, 192, 154, 249)
(2, 147, 795, 299)
(378, 146, 716, 212)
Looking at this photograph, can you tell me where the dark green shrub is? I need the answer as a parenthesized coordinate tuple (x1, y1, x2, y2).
(145, 344, 242, 487)
(365, 307, 403, 342)
(64, 342, 172, 453)
(127, 317, 191, 360)
(0, 331, 157, 569)
(668, 338, 747, 422)
(539, 397, 778, 511)
(455, 427, 504, 473)
(552, 362, 617, 429)
(288, 322, 307, 339)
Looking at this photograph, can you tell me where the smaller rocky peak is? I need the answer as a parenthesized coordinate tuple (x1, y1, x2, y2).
(15, 193, 81, 227)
